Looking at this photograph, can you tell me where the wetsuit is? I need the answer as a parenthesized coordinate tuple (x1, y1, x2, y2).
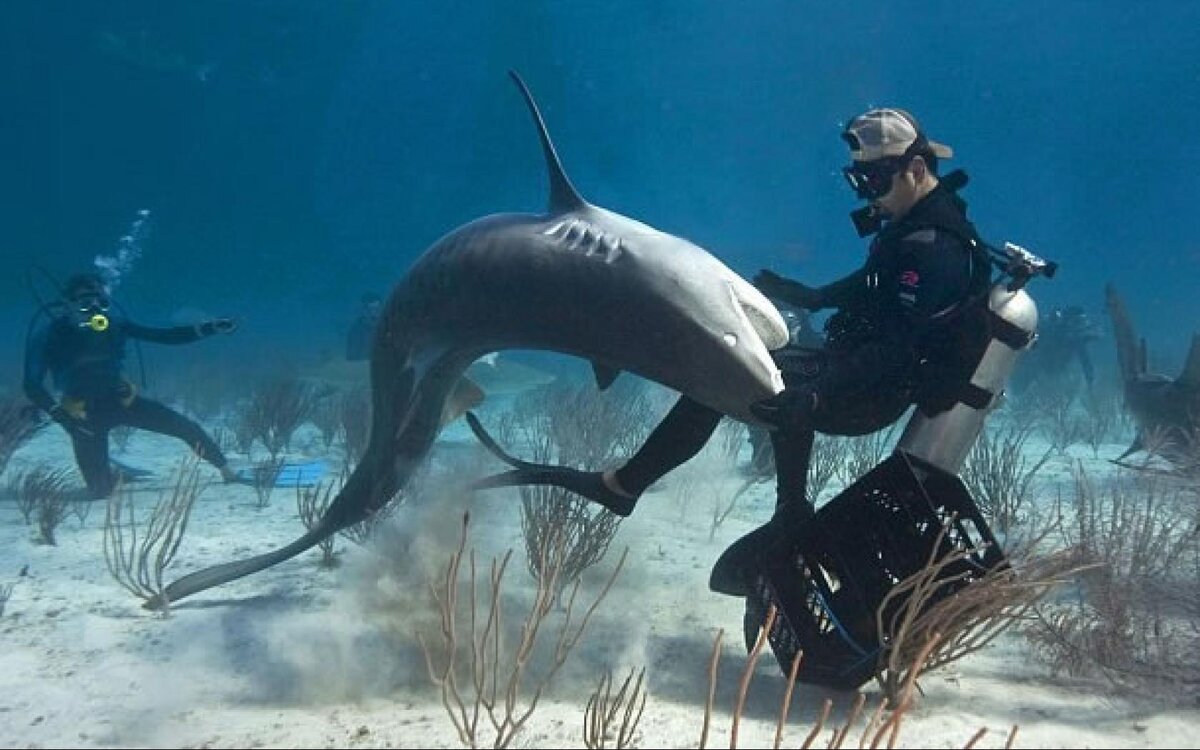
(612, 176, 993, 512)
(23, 312, 230, 499)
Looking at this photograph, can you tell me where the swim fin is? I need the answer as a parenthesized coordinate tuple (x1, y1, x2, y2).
(232, 460, 328, 488)
(109, 457, 154, 481)
(709, 499, 815, 597)
(464, 412, 637, 516)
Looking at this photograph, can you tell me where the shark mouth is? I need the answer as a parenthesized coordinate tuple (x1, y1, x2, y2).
(728, 281, 787, 393)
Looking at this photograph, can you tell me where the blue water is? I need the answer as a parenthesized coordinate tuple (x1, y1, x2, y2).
(2, 0, 1198, 384)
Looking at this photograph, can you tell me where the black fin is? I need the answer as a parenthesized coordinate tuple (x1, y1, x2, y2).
(508, 70, 585, 214)
(465, 412, 636, 516)
(591, 361, 620, 391)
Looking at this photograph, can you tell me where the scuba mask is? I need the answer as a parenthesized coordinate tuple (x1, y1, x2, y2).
(842, 159, 905, 238)
(842, 158, 905, 202)
(71, 292, 111, 332)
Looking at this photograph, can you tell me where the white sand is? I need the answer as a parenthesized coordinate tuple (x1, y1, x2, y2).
(1, 396, 1196, 749)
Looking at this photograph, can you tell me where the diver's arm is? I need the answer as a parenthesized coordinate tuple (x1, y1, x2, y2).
(125, 318, 236, 345)
(22, 326, 57, 414)
(814, 267, 872, 310)
(124, 320, 206, 345)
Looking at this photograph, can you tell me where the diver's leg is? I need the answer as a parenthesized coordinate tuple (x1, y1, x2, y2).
(612, 395, 723, 496)
(70, 423, 115, 499)
(769, 426, 816, 511)
(121, 397, 233, 477)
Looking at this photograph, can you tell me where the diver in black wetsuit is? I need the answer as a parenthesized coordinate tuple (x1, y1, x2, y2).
(471, 108, 993, 530)
(345, 292, 383, 362)
(23, 272, 240, 498)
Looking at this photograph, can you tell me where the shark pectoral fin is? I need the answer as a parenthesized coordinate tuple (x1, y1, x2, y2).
(591, 361, 621, 391)
(441, 376, 486, 427)
(1178, 333, 1200, 388)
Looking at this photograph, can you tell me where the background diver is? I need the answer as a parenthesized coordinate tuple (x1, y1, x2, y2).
(470, 107, 995, 560)
(23, 272, 240, 499)
(1011, 303, 1100, 395)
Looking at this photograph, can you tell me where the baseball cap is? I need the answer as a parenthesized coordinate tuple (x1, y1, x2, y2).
(842, 108, 953, 162)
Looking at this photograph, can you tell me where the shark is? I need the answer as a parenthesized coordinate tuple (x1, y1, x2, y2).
(146, 71, 787, 608)
(1104, 283, 1200, 467)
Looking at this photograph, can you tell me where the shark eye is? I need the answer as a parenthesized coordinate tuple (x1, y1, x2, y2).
(723, 333, 738, 347)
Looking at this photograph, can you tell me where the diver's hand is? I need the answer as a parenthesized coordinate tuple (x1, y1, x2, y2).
(199, 317, 238, 336)
(48, 405, 94, 439)
(748, 387, 818, 432)
(752, 269, 824, 310)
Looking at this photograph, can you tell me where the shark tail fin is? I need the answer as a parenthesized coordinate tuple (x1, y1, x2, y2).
(1179, 333, 1200, 388)
(145, 526, 330, 609)
(1105, 283, 1141, 381)
(508, 70, 586, 214)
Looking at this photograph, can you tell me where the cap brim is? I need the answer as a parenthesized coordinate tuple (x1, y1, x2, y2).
(928, 140, 953, 159)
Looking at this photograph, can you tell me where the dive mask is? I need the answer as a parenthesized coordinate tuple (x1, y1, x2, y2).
(842, 158, 904, 201)
(72, 293, 111, 331)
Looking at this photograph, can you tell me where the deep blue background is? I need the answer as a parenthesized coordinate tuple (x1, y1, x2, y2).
(3, 1, 1198, 389)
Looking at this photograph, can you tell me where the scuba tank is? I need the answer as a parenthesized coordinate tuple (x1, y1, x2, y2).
(895, 240, 1054, 473)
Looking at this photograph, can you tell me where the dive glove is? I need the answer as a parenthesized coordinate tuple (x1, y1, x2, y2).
(752, 269, 824, 310)
(748, 387, 818, 432)
(198, 317, 238, 336)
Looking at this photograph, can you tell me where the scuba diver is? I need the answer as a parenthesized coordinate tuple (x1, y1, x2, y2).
(345, 292, 383, 362)
(23, 272, 240, 498)
(1012, 304, 1100, 394)
(470, 107, 994, 536)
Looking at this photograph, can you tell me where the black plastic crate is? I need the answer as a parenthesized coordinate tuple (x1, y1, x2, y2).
(745, 450, 1006, 690)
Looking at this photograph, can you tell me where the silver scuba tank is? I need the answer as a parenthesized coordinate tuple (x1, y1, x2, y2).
(895, 281, 1039, 475)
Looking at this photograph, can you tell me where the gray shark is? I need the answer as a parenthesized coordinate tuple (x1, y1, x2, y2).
(146, 71, 787, 608)
(1104, 283, 1200, 466)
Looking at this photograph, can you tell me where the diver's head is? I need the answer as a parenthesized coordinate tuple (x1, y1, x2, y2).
(360, 292, 382, 317)
(63, 272, 111, 331)
(841, 108, 951, 225)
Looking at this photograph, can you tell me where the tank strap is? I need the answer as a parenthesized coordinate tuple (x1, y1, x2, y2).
(989, 308, 1035, 350)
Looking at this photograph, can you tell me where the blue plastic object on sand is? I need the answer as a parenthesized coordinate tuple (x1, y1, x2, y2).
(233, 460, 328, 488)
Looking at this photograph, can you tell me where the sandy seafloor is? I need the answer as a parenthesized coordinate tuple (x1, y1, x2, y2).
(1, 383, 1197, 750)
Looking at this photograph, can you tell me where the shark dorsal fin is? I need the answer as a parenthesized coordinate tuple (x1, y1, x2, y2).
(1104, 283, 1140, 381)
(509, 70, 586, 214)
(1179, 333, 1200, 388)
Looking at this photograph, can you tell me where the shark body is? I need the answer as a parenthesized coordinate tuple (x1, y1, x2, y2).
(148, 71, 786, 608)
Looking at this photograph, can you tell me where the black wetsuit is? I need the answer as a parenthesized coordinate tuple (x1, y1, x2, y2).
(23, 312, 230, 499)
(614, 178, 993, 511)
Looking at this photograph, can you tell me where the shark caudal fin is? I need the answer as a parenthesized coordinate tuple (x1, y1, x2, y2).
(508, 70, 586, 214)
(1105, 283, 1141, 381)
